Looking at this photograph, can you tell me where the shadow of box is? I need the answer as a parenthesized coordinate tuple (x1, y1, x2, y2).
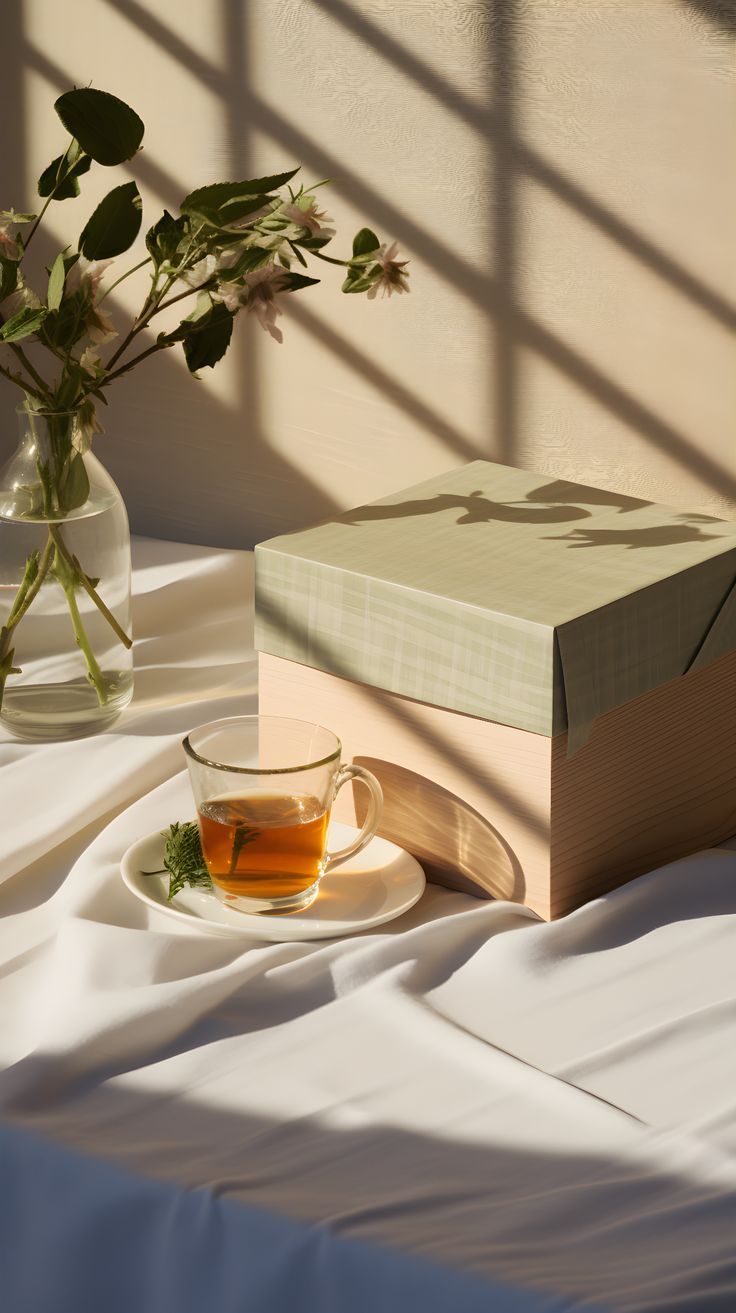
(256, 460, 736, 919)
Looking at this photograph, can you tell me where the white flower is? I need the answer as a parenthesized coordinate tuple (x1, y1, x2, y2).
(66, 257, 114, 299)
(86, 303, 117, 346)
(78, 346, 101, 376)
(182, 253, 218, 289)
(10, 284, 42, 312)
(366, 241, 410, 299)
(72, 398, 104, 454)
(65, 258, 118, 346)
(280, 197, 335, 241)
(215, 263, 289, 343)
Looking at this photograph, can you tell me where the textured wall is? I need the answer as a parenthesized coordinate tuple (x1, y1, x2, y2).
(1, 0, 734, 546)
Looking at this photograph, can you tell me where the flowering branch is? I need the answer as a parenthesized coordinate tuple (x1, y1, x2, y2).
(0, 84, 410, 716)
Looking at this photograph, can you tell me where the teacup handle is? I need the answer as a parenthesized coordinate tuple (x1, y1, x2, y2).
(324, 763, 384, 872)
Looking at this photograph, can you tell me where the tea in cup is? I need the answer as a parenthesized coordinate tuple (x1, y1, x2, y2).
(183, 716, 383, 914)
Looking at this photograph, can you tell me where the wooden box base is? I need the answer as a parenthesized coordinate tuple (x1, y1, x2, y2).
(258, 650, 736, 919)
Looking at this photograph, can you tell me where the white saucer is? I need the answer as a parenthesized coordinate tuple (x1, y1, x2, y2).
(120, 822, 426, 941)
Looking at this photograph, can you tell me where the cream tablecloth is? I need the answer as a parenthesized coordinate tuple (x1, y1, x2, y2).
(1, 538, 735, 1312)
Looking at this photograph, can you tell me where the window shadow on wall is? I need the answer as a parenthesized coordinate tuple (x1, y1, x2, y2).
(1, 0, 735, 546)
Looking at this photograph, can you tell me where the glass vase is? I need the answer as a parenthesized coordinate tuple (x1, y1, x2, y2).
(0, 403, 133, 739)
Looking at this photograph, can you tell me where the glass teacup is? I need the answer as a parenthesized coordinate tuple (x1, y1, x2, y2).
(183, 715, 383, 914)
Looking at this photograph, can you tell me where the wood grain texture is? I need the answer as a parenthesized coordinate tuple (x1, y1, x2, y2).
(549, 647, 736, 917)
(260, 648, 736, 920)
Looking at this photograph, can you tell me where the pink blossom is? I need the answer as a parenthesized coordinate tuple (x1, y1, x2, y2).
(216, 263, 289, 343)
(280, 197, 335, 241)
(0, 224, 19, 261)
(367, 241, 410, 299)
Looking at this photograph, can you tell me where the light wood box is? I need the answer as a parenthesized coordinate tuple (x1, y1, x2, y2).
(259, 649, 736, 920)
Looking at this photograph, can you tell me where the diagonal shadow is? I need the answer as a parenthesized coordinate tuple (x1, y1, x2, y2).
(489, 0, 518, 463)
(103, 0, 736, 333)
(220, 93, 736, 502)
(309, 0, 736, 333)
(681, 0, 736, 32)
(285, 300, 482, 463)
(23, 19, 736, 503)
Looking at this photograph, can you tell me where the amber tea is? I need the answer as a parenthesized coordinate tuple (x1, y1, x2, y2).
(184, 716, 383, 914)
(198, 791, 330, 900)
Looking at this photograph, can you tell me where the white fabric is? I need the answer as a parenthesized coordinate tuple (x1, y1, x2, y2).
(1, 538, 735, 1313)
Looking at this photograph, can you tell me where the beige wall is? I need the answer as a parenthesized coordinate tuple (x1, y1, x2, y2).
(1, 0, 734, 546)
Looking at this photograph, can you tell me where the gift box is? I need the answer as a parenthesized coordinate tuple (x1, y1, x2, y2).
(255, 461, 736, 919)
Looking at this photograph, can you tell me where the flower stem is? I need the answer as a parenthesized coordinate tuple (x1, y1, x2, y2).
(23, 196, 53, 251)
(54, 547, 109, 706)
(97, 257, 153, 306)
(310, 249, 353, 268)
(103, 227, 207, 375)
(0, 360, 45, 401)
(155, 279, 216, 314)
(49, 524, 133, 650)
(6, 535, 55, 627)
(105, 276, 175, 372)
(103, 340, 174, 386)
(8, 344, 51, 397)
(0, 535, 55, 711)
(23, 141, 80, 249)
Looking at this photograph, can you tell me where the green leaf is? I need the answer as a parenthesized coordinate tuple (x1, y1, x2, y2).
(180, 171, 298, 222)
(55, 366, 86, 409)
(281, 272, 320, 292)
(40, 293, 87, 352)
(47, 252, 66, 311)
(58, 452, 90, 513)
(182, 191, 275, 229)
(298, 234, 333, 251)
(0, 305, 48, 342)
(219, 246, 273, 279)
(79, 181, 142, 259)
(287, 240, 308, 268)
(38, 150, 92, 201)
(0, 256, 18, 303)
(341, 270, 379, 294)
(178, 301, 234, 373)
(145, 209, 189, 263)
(54, 88, 144, 166)
(352, 227, 380, 258)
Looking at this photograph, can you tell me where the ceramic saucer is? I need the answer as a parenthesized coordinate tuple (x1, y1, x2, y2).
(120, 821, 426, 941)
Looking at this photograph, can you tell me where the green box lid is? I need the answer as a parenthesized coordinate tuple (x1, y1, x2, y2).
(254, 461, 736, 750)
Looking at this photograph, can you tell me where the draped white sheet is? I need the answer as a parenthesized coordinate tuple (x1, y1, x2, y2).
(1, 538, 735, 1313)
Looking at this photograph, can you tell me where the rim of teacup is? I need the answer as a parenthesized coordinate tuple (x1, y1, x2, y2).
(182, 714, 342, 775)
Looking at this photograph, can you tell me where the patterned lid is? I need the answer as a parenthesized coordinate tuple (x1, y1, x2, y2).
(255, 461, 736, 749)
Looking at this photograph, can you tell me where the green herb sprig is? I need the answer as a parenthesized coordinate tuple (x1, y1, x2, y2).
(143, 820, 213, 901)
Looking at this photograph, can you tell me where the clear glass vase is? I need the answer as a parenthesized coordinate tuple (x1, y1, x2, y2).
(0, 403, 133, 739)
